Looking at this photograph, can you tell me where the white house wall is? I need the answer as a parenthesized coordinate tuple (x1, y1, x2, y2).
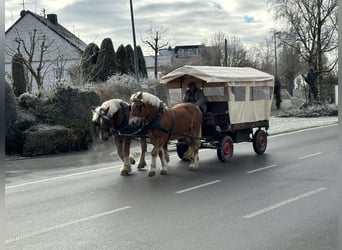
(5, 14, 83, 91)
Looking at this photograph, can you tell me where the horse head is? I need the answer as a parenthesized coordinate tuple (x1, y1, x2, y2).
(91, 99, 127, 141)
(129, 91, 162, 127)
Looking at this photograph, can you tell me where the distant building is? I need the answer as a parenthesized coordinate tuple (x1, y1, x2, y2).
(144, 45, 204, 79)
(5, 10, 87, 91)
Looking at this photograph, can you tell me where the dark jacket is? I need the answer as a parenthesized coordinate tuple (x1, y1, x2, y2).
(183, 88, 207, 113)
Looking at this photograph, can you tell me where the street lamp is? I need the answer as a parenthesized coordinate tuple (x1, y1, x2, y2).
(129, 0, 140, 84)
(274, 31, 281, 78)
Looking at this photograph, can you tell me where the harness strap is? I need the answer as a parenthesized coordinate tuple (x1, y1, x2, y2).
(167, 110, 175, 140)
(143, 102, 168, 133)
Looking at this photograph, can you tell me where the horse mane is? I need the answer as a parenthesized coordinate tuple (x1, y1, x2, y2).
(92, 99, 125, 122)
(130, 91, 161, 107)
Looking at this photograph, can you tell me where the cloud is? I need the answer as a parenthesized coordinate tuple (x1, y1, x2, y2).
(5, 0, 275, 54)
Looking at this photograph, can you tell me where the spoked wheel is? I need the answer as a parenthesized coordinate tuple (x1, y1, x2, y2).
(176, 142, 190, 161)
(253, 130, 267, 155)
(217, 136, 234, 162)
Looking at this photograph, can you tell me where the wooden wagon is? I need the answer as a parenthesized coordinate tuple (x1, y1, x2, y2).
(160, 65, 274, 162)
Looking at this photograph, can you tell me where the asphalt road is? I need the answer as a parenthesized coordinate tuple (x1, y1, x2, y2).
(5, 124, 338, 250)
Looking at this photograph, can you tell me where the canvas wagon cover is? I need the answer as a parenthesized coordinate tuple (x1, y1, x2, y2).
(160, 65, 274, 125)
(160, 65, 273, 85)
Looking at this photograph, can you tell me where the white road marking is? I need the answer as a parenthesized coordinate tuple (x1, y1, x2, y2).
(5, 165, 120, 189)
(5, 206, 132, 244)
(175, 180, 222, 194)
(269, 124, 337, 138)
(298, 152, 322, 160)
(243, 187, 327, 219)
(246, 164, 279, 174)
(6, 149, 211, 190)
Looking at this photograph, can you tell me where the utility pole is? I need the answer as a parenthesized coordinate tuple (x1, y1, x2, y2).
(129, 0, 140, 84)
(274, 31, 281, 78)
(224, 38, 228, 67)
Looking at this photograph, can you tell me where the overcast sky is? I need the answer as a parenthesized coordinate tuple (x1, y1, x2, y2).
(5, 0, 278, 55)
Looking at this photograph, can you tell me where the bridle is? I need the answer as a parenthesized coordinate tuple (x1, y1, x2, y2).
(95, 102, 129, 137)
(95, 109, 117, 137)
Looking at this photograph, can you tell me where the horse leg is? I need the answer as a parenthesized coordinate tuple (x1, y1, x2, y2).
(137, 137, 147, 170)
(159, 144, 169, 175)
(149, 146, 159, 177)
(114, 135, 124, 162)
(120, 136, 132, 176)
(163, 142, 169, 163)
(189, 130, 201, 170)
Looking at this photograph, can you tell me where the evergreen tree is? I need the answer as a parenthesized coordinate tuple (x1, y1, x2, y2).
(95, 38, 117, 82)
(136, 46, 148, 78)
(81, 43, 99, 82)
(125, 44, 135, 75)
(12, 52, 27, 96)
(116, 44, 128, 75)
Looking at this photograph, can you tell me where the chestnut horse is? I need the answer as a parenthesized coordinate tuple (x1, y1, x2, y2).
(91, 99, 147, 176)
(129, 92, 202, 177)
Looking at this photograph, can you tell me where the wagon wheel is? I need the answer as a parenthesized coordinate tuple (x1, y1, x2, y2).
(253, 130, 267, 155)
(217, 136, 234, 162)
(176, 142, 190, 161)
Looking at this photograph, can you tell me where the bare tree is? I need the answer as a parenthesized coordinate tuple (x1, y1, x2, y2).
(269, 0, 338, 100)
(9, 28, 55, 91)
(204, 31, 253, 67)
(141, 23, 169, 79)
(278, 43, 301, 95)
(251, 37, 275, 73)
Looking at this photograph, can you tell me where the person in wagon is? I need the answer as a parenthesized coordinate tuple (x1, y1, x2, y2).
(183, 81, 207, 114)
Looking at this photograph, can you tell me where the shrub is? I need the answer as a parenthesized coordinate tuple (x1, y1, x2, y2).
(91, 74, 141, 103)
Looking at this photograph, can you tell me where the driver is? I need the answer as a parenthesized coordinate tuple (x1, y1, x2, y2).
(183, 81, 207, 114)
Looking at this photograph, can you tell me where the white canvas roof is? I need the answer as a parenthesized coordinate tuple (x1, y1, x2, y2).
(160, 65, 274, 84)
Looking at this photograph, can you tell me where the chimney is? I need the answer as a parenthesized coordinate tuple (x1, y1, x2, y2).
(47, 14, 58, 25)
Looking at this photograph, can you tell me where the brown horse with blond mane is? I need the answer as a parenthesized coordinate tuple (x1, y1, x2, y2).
(91, 99, 147, 176)
(129, 92, 202, 177)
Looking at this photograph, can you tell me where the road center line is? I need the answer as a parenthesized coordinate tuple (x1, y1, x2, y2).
(298, 152, 322, 160)
(243, 187, 327, 219)
(246, 164, 279, 174)
(175, 180, 221, 194)
(5, 206, 132, 244)
(5, 165, 120, 189)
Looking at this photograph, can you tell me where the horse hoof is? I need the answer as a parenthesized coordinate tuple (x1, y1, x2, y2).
(189, 165, 198, 171)
(120, 170, 130, 176)
(160, 169, 168, 175)
(130, 157, 136, 165)
(148, 171, 156, 177)
(137, 162, 147, 170)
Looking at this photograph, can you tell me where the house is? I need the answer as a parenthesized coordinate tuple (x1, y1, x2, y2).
(144, 45, 205, 79)
(5, 10, 87, 92)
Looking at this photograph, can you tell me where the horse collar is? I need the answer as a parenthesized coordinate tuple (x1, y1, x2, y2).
(142, 102, 171, 134)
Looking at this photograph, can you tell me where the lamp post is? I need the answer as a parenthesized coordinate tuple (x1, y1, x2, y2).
(274, 31, 281, 78)
(129, 0, 140, 84)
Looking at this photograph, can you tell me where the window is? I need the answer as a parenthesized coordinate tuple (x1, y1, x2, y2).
(250, 86, 273, 101)
(230, 86, 246, 101)
(203, 86, 224, 96)
(168, 88, 182, 105)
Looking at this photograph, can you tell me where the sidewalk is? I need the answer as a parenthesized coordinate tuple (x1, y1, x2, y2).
(267, 116, 338, 135)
